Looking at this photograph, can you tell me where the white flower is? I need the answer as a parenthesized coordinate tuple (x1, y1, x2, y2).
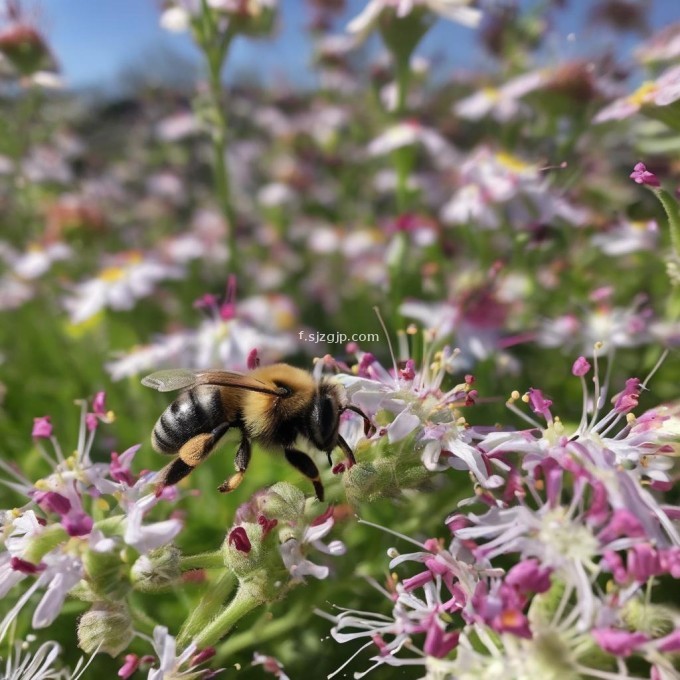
(147, 626, 197, 680)
(591, 219, 658, 256)
(367, 121, 458, 168)
(63, 252, 185, 324)
(348, 0, 481, 40)
(455, 71, 547, 122)
(12, 243, 71, 280)
(123, 488, 183, 554)
(594, 63, 680, 123)
(279, 513, 346, 582)
(1, 639, 66, 680)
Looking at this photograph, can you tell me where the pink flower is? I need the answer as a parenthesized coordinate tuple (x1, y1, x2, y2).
(571, 356, 591, 377)
(591, 628, 649, 657)
(630, 162, 660, 187)
(32, 416, 53, 438)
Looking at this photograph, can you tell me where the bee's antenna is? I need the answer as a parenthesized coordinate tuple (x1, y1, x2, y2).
(372, 306, 399, 384)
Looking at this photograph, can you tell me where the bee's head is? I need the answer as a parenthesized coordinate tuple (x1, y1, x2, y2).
(307, 381, 344, 452)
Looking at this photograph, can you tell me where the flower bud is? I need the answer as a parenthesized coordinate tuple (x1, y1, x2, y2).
(222, 522, 268, 579)
(130, 545, 181, 592)
(82, 545, 131, 600)
(0, 24, 52, 76)
(77, 602, 134, 657)
(257, 482, 306, 522)
(343, 460, 401, 505)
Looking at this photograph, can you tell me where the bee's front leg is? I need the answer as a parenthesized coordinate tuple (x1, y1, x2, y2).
(284, 447, 324, 502)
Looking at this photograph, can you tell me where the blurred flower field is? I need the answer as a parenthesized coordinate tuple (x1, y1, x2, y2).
(2, 0, 680, 678)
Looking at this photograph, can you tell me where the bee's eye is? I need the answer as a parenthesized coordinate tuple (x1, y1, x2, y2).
(319, 396, 335, 434)
(311, 393, 338, 450)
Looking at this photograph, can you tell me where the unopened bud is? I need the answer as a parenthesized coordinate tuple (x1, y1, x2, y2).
(77, 602, 133, 657)
(257, 482, 306, 522)
(131, 545, 181, 592)
(0, 25, 52, 76)
(82, 545, 131, 600)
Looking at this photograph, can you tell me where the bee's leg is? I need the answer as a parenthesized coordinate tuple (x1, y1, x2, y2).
(336, 434, 357, 466)
(218, 433, 252, 493)
(284, 448, 324, 502)
(158, 423, 231, 488)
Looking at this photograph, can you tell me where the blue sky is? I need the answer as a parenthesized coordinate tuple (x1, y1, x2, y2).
(17, 1, 680, 90)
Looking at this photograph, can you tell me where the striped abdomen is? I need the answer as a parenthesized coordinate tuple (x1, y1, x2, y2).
(151, 386, 229, 454)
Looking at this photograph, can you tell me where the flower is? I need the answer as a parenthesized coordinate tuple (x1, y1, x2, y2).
(630, 161, 660, 187)
(0, 396, 182, 640)
(347, 0, 482, 41)
(366, 121, 458, 169)
(594, 63, 680, 122)
(146, 626, 219, 680)
(63, 251, 184, 324)
(454, 71, 547, 122)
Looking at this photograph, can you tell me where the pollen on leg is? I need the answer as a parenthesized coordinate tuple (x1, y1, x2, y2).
(178, 434, 214, 466)
(218, 471, 244, 493)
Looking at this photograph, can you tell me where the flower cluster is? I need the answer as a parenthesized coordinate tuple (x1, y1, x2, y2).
(326, 350, 680, 678)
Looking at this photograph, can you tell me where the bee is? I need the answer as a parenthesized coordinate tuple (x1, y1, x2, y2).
(142, 364, 372, 501)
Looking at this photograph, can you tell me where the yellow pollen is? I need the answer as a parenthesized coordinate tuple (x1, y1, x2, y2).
(629, 81, 657, 107)
(482, 86, 500, 100)
(496, 151, 529, 173)
(34, 479, 49, 491)
(275, 310, 295, 329)
(626, 413, 636, 424)
(594, 341, 604, 350)
(351, 365, 359, 375)
(511, 390, 520, 400)
(95, 498, 110, 511)
(98, 266, 126, 283)
(11, 508, 21, 518)
(106, 410, 116, 422)
(406, 324, 418, 335)
(521, 393, 530, 403)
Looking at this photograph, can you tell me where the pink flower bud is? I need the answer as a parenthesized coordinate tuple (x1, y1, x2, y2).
(32, 416, 53, 438)
(571, 356, 591, 377)
(630, 162, 660, 187)
(592, 628, 649, 657)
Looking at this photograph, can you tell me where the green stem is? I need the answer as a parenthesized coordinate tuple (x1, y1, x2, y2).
(197, 0, 239, 277)
(191, 583, 265, 649)
(215, 602, 305, 660)
(393, 52, 412, 214)
(654, 188, 680, 258)
(179, 550, 225, 571)
(178, 569, 237, 647)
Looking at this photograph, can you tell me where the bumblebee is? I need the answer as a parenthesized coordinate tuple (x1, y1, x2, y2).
(142, 364, 372, 501)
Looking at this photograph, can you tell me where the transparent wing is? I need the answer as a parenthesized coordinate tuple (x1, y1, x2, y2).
(142, 368, 288, 396)
(141, 369, 199, 392)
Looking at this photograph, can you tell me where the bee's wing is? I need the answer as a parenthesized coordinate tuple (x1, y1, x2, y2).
(141, 369, 200, 392)
(142, 368, 287, 397)
(193, 370, 288, 396)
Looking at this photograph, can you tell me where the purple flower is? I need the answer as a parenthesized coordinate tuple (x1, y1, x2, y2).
(630, 162, 660, 187)
(571, 356, 591, 377)
(591, 628, 649, 657)
(31, 416, 53, 438)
